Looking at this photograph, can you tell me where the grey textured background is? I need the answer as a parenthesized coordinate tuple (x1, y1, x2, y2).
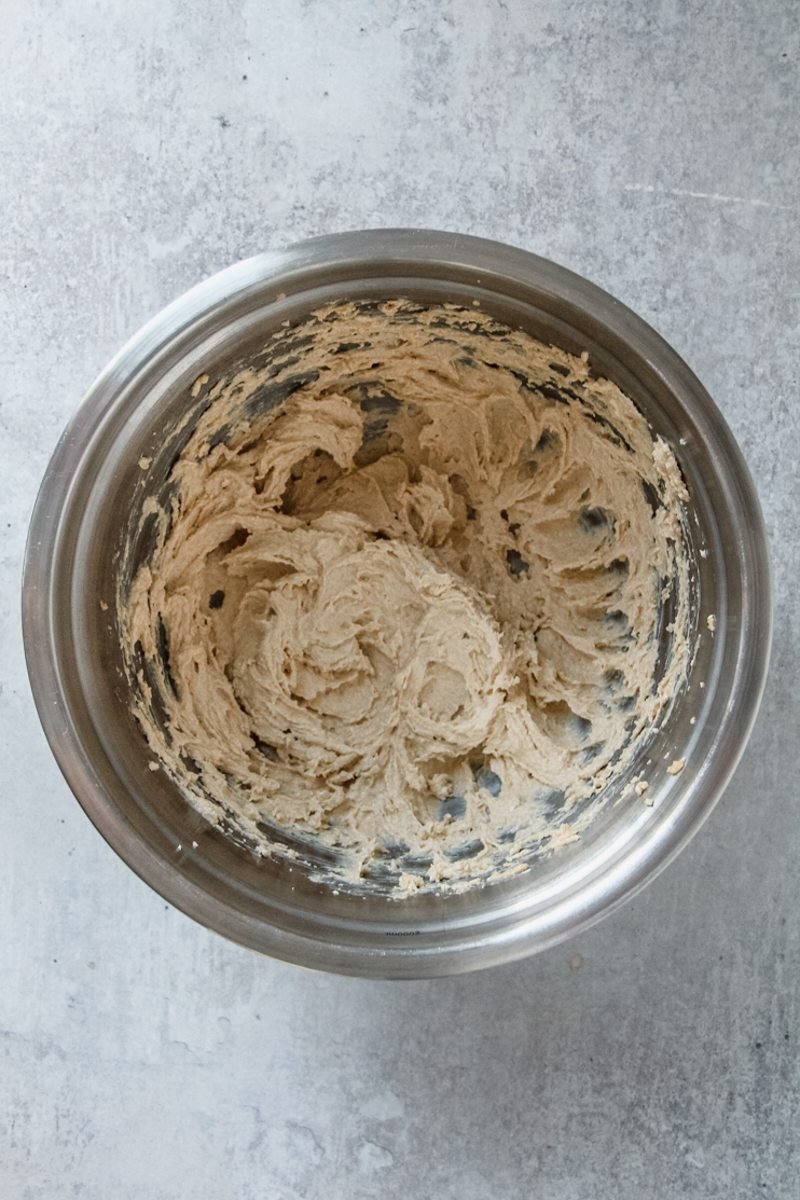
(2, 1, 798, 1197)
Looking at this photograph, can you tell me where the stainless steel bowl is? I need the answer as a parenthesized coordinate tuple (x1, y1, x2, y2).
(22, 230, 771, 978)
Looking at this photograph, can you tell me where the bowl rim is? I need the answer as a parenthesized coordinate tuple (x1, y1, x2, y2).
(21, 228, 773, 977)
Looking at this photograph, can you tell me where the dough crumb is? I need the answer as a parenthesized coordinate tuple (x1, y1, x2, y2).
(666, 758, 686, 775)
(190, 373, 209, 398)
(552, 824, 581, 849)
(138, 456, 152, 470)
(707, 613, 716, 632)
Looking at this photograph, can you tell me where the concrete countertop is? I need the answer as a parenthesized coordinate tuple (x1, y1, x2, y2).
(2, 2, 798, 1196)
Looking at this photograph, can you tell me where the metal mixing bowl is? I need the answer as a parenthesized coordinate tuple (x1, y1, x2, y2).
(22, 230, 771, 978)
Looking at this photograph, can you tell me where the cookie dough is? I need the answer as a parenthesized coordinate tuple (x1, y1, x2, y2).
(124, 299, 690, 892)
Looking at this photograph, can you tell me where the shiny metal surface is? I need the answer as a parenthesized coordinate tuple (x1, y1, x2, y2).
(22, 230, 771, 978)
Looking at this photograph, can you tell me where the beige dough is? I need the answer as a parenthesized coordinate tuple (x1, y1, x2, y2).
(124, 300, 690, 892)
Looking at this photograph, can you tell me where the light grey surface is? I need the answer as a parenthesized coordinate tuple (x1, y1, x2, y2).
(1, 0, 797, 1196)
